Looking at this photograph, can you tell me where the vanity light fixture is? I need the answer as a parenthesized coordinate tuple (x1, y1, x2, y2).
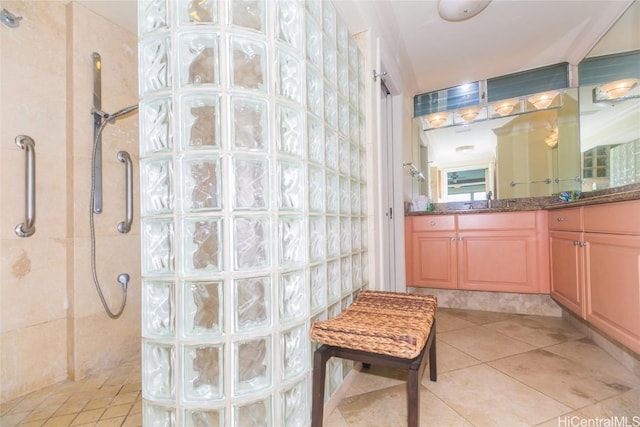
(528, 91, 559, 109)
(599, 78, 638, 99)
(458, 106, 481, 123)
(492, 98, 519, 116)
(427, 112, 448, 128)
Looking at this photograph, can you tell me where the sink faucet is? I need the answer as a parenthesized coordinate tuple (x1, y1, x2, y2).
(486, 191, 493, 209)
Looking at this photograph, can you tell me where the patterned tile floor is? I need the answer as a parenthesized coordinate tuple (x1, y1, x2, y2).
(2, 308, 639, 426)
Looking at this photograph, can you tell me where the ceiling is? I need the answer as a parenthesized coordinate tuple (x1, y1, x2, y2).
(82, 0, 633, 96)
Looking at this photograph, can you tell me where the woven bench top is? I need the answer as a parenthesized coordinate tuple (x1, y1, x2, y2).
(310, 291, 437, 359)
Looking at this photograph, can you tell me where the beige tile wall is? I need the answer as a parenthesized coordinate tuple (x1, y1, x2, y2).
(0, 0, 139, 402)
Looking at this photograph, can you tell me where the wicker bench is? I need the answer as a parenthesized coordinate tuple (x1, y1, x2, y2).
(310, 290, 437, 427)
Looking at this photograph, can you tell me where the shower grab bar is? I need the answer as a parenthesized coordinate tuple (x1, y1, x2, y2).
(509, 178, 552, 187)
(15, 135, 36, 237)
(117, 151, 133, 233)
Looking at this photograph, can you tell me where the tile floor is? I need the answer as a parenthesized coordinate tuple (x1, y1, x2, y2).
(1, 308, 639, 426)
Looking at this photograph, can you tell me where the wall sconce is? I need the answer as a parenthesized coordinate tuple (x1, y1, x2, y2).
(528, 91, 559, 109)
(458, 106, 481, 123)
(403, 162, 426, 181)
(597, 78, 639, 100)
(427, 112, 448, 128)
(492, 98, 519, 116)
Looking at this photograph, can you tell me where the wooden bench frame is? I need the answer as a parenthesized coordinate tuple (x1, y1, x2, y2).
(311, 318, 437, 427)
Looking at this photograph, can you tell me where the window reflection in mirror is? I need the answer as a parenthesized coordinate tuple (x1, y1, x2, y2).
(445, 169, 488, 202)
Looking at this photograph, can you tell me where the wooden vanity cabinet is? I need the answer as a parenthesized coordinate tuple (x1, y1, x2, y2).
(406, 211, 549, 293)
(548, 200, 640, 355)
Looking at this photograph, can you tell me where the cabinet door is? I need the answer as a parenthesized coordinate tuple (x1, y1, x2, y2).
(410, 231, 457, 289)
(457, 230, 540, 293)
(584, 233, 640, 355)
(549, 231, 585, 318)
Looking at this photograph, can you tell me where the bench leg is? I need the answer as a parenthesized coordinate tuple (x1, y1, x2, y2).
(407, 367, 420, 427)
(312, 345, 332, 427)
(429, 330, 437, 381)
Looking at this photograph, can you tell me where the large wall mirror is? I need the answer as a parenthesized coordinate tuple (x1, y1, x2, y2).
(412, 0, 639, 203)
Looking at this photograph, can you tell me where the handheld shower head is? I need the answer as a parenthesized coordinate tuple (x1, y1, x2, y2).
(109, 104, 139, 121)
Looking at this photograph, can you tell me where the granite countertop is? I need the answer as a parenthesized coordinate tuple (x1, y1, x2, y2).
(406, 183, 640, 216)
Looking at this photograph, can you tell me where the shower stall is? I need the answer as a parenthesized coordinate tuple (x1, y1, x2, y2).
(0, 1, 140, 402)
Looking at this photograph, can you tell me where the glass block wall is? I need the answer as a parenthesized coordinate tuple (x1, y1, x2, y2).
(138, 0, 368, 425)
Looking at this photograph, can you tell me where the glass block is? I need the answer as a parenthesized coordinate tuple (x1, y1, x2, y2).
(336, 19, 348, 55)
(323, 37, 337, 86)
(361, 218, 368, 250)
(352, 253, 362, 290)
(362, 251, 369, 285)
(326, 216, 339, 257)
(234, 397, 271, 427)
(276, 105, 303, 156)
(139, 0, 168, 36)
(278, 161, 303, 210)
(338, 98, 349, 137)
(348, 37, 358, 72)
(341, 294, 353, 311)
(143, 280, 175, 338)
(349, 71, 358, 108)
(328, 301, 341, 319)
(340, 217, 351, 254)
(351, 178, 360, 215)
(358, 50, 366, 85)
(181, 0, 218, 24)
(143, 342, 175, 400)
(279, 216, 305, 266)
(276, 1, 302, 49)
(180, 155, 222, 212)
(324, 83, 338, 129)
(309, 263, 326, 311)
(324, 129, 338, 171)
(306, 67, 323, 119)
(308, 166, 324, 212)
(309, 215, 325, 261)
(361, 183, 368, 215)
(327, 260, 340, 302)
(339, 138, 350, 175)
(337, 57, 348, 98)
(281, 325, 307, 381)
(180, 94, 221, 149)
(280, 270, 307, 324)
(276, 50, 302, 104)
(359, 83, 366, 120)
(305, 0, 321, 19)
(140, 96, 173, 155)
(178, 33, 219, 87)
(140, 157, 173, 215)
(231, 97, 268, 151)
(181, 218, 222, 274)
(305, 17, 322, 70)
(232, 156, 269, 209)
(234, 276, 271, 332)
(307, 117, 323, 165)
(360, 152, 367, 183)
(281, 379, 307, 427)
(327, 357, 342, 398)
(143, 402, 176, 427)
(233, 216, 270, 270)
(350, 144, 360, 180)
(349, 108, 359, 147)
(183, 344, 223, 401)
(234, 337, 271, 395)
(230, 0, 265, 33)
(142, 219, 174, 275)
(230, 36, 266, 91)
(322, 1, 336, 42)
(341, 257, 352, 294)
(140, 35, 171, 95)
(340, 177, 350, 214)
(351, 218, 361, 251)
(182, 281, 223, 338)
(326, 173, 338, 214)
(185, 408, 223, 427)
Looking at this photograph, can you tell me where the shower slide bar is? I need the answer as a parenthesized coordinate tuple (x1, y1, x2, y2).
(15, 135, 36, 237)
(117, 151, 132, 233)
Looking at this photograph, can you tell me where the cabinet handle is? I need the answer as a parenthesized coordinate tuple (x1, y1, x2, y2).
(573, 240, 580, 246)
(556, 217, 566, 222)
(429, 220, 436, 226)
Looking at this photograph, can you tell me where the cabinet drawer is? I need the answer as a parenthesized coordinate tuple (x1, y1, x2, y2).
(412, 215, 455, 231)
(583, 200, 640, 235)
(457, 211, 537, 230)
(548, 207, 583, 231)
